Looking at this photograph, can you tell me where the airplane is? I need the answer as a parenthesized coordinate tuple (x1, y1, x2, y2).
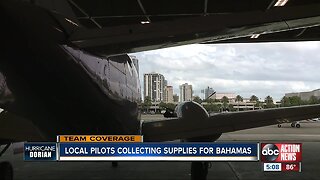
(1, 0, 320, 179)
(277, 121, 301, 128)
(277, 117, 320, 128)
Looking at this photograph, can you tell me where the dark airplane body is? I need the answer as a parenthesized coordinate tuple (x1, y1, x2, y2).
(1, 1, 141, 141)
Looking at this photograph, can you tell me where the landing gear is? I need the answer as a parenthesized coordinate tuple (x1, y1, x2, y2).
(277, 124, 281, 128)
(0, 162, 13, 180)
(191, 162, 209, 180)
(291, 122, 301, 128)
(187, 134, 220, 180)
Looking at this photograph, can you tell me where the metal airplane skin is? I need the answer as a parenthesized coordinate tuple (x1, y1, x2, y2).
(1, 0, 320, 179)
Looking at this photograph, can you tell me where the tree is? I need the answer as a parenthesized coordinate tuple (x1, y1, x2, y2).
(250, 95, 259, 102)
(158, 102, 167, 110)
(167, 103, 176, 110)
(309, 95, 319, 104)
(159, 102, 176, 110)
(254, 101, 261, 109)
(203, 98, 215, 103)
(235, 95, 243, 111)
(220, 104, 233, 112)
(142, 96, 152, 112)
(235, 95, 243, 102)
(289, 96, 302, 106)
(249, 95, 260, 109)
(221, 96, 229, 103)
(221, 96, 229, 108)
(281, 96, 291, 107)
(265, 95, 275, 108)
(193, 96, 202, 104)
(230, 104, 236, 111)
(203, 103, 220, 113)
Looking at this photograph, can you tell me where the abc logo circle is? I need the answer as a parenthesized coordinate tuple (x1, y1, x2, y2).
(262, 144, 279, 161)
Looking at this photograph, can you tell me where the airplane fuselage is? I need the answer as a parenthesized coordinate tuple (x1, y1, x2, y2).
(1, 1, 141, 141)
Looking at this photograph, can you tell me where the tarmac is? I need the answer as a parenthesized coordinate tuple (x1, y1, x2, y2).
(1, 115, 320, 180)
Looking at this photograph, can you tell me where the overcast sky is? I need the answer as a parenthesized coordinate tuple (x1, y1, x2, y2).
(130, 41, 320, 101)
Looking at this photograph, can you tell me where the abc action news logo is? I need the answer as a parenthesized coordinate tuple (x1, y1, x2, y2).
(261, 143, 302, 162)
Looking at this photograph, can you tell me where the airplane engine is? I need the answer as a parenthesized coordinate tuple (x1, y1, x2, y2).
(175, 101, 222, 142)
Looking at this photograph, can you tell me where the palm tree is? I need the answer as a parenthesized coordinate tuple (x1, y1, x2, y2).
(250, 95, 259, 102)
(221, 96, 229, 109)
(221, 96, 229, 103)
(265, 95, 274, 108)
(249, 95, 259, 109)
(235, 95, 243, 111)
(235, 95, 243, 102)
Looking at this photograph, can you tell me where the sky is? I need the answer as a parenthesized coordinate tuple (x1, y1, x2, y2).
(130, 41, 320, 101)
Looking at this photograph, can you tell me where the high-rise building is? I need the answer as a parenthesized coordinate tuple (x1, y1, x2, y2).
(204, 86, 215, 99)
(144, 73, 165, 102)
(164, 85, 174, 103)
(179, 83, 193, 102)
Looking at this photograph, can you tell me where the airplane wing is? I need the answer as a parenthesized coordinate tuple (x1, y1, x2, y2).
(20, 0, 320, 56)
(142, 103, 320, 142)
(65, 2, 320, 56)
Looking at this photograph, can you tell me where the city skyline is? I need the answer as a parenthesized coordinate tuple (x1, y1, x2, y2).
(142, 70, 291, 102)
(132, 41, 320, 101)
(142, 73, 261, 103)
(142, 70, 320, 104)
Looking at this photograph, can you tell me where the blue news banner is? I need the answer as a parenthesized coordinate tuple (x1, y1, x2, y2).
(24, 142, 259, 161)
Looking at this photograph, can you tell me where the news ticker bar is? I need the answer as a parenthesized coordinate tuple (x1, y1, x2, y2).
(24, 142, 259, 161)
(58, 143, 258, 161)
(23, 135, 303, 172)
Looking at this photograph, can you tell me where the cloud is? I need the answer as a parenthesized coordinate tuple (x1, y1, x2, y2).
(130, 41, 320, 101)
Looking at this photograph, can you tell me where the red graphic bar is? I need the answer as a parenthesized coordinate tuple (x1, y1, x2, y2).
(281, 163, 301, 172)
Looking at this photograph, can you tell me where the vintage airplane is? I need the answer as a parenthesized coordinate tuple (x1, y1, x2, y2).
(1, 0, 320, 179)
